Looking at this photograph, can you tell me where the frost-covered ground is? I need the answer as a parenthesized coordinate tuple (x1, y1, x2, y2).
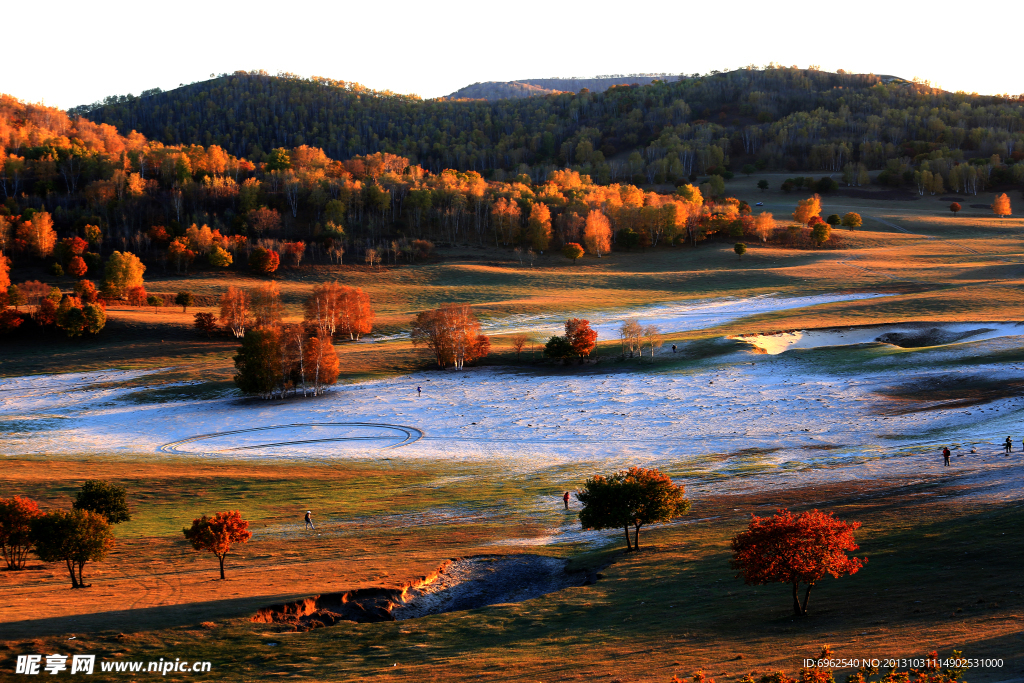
(3, 297, 1023, 547)
(372, 292, 890, 341)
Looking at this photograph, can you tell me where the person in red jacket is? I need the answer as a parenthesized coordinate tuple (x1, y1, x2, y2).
(563, 491, 570, 510)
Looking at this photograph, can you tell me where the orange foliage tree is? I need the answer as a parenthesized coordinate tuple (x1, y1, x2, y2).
(182, 510, 252, 579)
(411, 303, 490, 369)
(219, 286, 249, 338)
(992, 193, 1011, 217)
(564, 318, 598, 358)
(249, 247, 280, 275)
(730, 508, 866, 616)
(15, 212, 57, 258)
(583, 211, 612, 257)
(303, 332, 340, 395)
(792, 194, 822, 226)
(0, 495, 42, 570)
(336, 286, 374, 340)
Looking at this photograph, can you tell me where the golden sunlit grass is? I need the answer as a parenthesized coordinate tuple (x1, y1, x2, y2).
(1, 458, 1021, 682)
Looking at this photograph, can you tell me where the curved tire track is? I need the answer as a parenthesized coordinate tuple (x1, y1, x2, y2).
(159, 422, 424, 454)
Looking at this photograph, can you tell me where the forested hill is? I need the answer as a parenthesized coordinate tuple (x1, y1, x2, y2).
(444, 75, 681, 100)
(72, 68, 1024, 184)
(444, 81, 567, 100)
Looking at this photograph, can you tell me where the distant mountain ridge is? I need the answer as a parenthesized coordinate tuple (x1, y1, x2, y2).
(444, 75, 683, 100)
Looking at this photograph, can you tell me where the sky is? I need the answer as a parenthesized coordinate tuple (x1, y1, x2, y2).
(3, 0, 1021, 110)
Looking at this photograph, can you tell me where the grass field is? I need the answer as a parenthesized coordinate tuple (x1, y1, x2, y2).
(3, 177, 1024, 681)
(1, 458, 1021, 682)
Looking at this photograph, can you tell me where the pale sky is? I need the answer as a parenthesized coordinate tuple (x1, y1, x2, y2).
(3, 0, 1021, 111)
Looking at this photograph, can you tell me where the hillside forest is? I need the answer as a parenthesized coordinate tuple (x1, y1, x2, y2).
(1, 67, 1023, 341)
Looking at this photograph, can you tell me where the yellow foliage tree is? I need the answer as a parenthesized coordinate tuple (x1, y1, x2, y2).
(527, 202, 552, 251)
(583, 211, 612, 257)
(992, 193, 1011, 217)
(792, 194, 822, 226)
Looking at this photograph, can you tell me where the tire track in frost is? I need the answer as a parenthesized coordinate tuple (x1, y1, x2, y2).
(158, 422, 424, 454)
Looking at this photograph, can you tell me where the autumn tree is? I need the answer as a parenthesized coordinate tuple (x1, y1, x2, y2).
(840, 212, 863, 229)
(72, 481, 130, 524)
(67, 256, 88, 278)
(0, 253, 9, 292)
(583, 211, 612, 257)
(949, 202, 961, 216)
(336, 286, 374, 340)
(0, 496, 41, 570)
(249, 247, 280, 275)
(642, 324, 660, 358)
(303, 332, 340, 395)
(194, 312, 218, 336)
(564, 318, 598, 358)
(562, 242, 584, 263)
(577, 467, 691, 551)
(74, 280, 98, 304)
(250, 282, 283, 328)
(208, 245, 233, 268)
(56, 296, 86, 337)
(31, 509, 114, 588)
(792, 194, 822, 227)
(182, 510, 252, 580)
(753, 212, 774, 242)
(16, 211, 57, 258)
(247, 207, 282, 235)
(304, 282, 344, 336)
(127, 285, 147, 307)
(175, 291, 194, 312)
(619, 319, 643, 357)
(83, 303, 106, 335)
(527, 202, 552, 251)
(219, 286, 249, 338)
(411, 304, 490, 369)
(992, 193, 1011, 217)
(730, 508, 866, 616)
(102, 251, 145, 298)
(511, 333, 528, 361)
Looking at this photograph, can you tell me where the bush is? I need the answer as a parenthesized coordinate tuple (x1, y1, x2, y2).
(543, 335, 573, 359)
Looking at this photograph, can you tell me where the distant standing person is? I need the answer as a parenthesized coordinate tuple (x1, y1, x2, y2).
(1005, 436, 1012, 455)
(304, 510, 314, 530)
(562, 491, 570, 510)
(417, 386, 422, 396)
(942, 447, 950, 466)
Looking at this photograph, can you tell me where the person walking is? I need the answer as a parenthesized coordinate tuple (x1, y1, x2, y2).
(942, 447, 950, 466)
(1005, 436, 1012, 455)
(562, 491, 570, 510)
(304, 510, 315, 530)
